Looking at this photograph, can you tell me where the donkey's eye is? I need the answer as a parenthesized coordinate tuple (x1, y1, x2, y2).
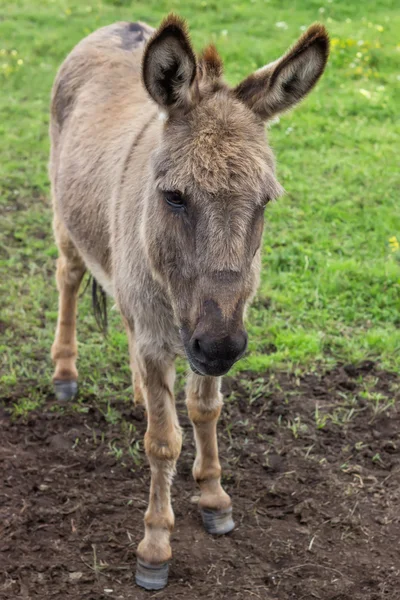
(163, 190, 185, 209)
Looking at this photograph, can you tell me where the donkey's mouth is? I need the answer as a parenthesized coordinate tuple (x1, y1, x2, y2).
(186, 354, 238, 378)
(187, 359, 204, 377)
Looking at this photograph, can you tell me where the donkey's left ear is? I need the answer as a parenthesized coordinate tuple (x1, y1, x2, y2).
(234, 24, 329, 120)
(142, 14, 197, 113)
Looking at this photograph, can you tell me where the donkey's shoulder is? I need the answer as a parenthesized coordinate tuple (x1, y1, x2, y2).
(51, 21, 154, 128)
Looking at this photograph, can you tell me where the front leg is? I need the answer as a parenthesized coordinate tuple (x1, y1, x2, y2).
(186, 373, 234, 535)
(134, 354, 182, 590)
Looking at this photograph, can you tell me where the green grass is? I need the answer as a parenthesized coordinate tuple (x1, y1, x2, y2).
(1, 0, 399, 413)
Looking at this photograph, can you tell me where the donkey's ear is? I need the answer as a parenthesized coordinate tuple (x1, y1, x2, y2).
(234, 24, 329, 120)
(142, 14, 197, 112)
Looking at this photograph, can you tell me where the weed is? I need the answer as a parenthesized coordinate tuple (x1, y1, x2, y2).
(286, 416, 308, 439)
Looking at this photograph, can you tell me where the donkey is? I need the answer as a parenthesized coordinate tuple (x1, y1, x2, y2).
(49, 14, 329, 589)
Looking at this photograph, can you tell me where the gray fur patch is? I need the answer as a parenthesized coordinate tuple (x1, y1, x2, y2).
(119, 22, 149, 51)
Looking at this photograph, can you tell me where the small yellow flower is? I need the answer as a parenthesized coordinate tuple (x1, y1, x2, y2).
(389, 236, 399, 252)
(11, 49, 17, 56)
(65, 7, 72, 15)
(0, 49, 6, 56)
(376, 25, 384, 32)
(17, 58, 23, 66)
(359, 88, 371, 98)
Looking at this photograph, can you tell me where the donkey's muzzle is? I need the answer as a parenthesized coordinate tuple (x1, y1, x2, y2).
(184, 328, 248, 377)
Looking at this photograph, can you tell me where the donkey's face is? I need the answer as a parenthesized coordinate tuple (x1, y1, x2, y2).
(146, 96, 278, 376)
(142, 16, 329, 376)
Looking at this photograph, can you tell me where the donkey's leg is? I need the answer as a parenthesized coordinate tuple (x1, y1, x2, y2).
(124, 323, 145, 406)
(186, 373, 234, 535)
(134, 352, 182, 590)
(51, 216, 86, 400)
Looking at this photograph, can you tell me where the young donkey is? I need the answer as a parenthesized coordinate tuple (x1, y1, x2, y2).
(50, 15, 329, 590)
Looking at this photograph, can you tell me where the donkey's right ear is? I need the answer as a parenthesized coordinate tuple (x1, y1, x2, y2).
(142, 14, 197, 113)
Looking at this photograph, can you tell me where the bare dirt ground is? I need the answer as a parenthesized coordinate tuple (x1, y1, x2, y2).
(1, 361, 399, 600)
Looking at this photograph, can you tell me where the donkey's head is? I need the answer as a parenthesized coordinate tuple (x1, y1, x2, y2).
(142, 15, 329, 376)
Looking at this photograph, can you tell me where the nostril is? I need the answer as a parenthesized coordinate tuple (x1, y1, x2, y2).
(192, 337, 205, 360)
(191, 334, 216, 362)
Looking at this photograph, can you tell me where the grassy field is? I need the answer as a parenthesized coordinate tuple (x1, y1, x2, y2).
(1, 0, 399, 417)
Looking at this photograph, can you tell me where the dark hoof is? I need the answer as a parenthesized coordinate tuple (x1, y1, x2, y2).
(135, 558, 169, 591)
(200, 506, 235, 535)
(54, 380, 78, 401)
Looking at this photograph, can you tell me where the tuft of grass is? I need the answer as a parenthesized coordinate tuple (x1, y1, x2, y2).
(1, 0, 399, 421)
(285, 415, 309, 439)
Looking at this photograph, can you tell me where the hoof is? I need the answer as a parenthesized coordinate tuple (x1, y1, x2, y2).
(135, 558, 169, 591)
(54, 380, 78, 401)
(200, 506, 235, 535)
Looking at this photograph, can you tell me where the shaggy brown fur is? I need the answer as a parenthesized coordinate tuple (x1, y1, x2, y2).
(49, 14, 329, 588)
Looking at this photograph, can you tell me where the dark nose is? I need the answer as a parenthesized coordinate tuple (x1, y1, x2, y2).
(191, 330, 248, 365)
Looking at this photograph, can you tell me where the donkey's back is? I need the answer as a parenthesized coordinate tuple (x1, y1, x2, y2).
(50, 22, 154, 292)
(52, 22, 154, 130)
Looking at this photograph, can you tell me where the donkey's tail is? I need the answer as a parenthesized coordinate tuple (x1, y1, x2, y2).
(79, 274, 108, 335)
(92, 277, 108, 335)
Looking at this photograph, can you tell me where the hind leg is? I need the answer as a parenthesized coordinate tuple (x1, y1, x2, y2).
(51, 215, 86, 400)
(124, 321, 145, 406)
